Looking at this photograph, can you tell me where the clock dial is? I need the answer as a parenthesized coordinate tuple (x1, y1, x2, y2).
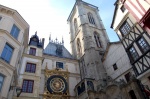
(47, 75, 67, 94)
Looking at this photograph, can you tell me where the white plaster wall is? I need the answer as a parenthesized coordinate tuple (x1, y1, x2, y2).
(103, 43, 133, 81)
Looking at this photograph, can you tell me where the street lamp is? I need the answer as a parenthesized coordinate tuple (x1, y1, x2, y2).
(16, 87, 22, 97)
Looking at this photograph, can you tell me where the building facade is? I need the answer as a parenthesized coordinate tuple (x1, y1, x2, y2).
(111, 0, 150, 98)
(0, 0, 149, 99)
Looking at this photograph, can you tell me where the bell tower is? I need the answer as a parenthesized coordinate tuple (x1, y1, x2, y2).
(67, 0, 109, 80)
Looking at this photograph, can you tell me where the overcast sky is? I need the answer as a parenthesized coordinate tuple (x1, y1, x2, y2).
(0, 0, 119, 52)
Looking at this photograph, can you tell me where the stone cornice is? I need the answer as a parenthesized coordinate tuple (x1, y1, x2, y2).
(0, 30, 22, 46)
(0, 59, 15, 71)
(23, 53, 44, 60)
(43, 54, 78, 63)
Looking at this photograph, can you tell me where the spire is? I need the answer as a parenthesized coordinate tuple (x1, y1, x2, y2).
(62, 36, 64, 45)
(49, 33, 51, 42)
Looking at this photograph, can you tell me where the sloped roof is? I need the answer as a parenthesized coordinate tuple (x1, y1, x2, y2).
(43, 42, 73, 59)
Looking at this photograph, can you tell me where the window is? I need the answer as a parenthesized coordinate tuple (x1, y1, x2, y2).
(77, 38, 82, 56)
(137, 37, 150, 53)
(0, 74, 4, 92)
(125, 72, 130, 82)
(10, 24, 20, 39)
(1, 43, 14, 63)
(29, 48, 36, 56)
(94, 32, 102, 47)
(113, 63, 118, 70)
(120, 21, 131, 36)
(74, 18, 78, 33)
(88, 12, 95, 25)
(22, 80, 34, 93)
(0, 17, 2, 21)
(129, 90, 137, 99)
(129, 47, 139, 61)
(121, 6, 126, 12)
(56, 62, 63, 69)
(148, 76, 150, 81)
(25, 63, 36, 73)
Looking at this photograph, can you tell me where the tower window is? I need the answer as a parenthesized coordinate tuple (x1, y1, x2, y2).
(56, 62, 63, 69)
(29, 47, 36, 56)
(113, 63, 118, 70)
(128, 46, 139, 62)
(1, 43, 14, 63)
(77, 38, 82, 56)
(119, 21, 131, 36)
(74, 18, 78, 33)
(22, 80, 34, 93)
(88, 12, 95, 25)
(94, 32, 102, 48)
(25, 63, 36, 73)
(10, 24, 20, 39)
(136, 37, 150, 53)
(0, 74, 4, 92)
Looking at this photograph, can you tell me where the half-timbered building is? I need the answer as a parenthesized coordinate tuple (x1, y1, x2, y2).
(111, 0, 150, 98)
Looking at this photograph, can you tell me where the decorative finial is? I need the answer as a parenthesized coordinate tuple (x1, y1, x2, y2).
(35, 31, 37, 35)
(55, 38, 58, 43)
(49, 33, 51, 42)
(62, 36, 64, 45)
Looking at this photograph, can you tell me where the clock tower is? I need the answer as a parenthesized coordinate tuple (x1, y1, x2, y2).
(67, 0, 109, 80)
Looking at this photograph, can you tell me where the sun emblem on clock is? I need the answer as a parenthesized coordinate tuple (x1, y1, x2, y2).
(47, 75, 67, 94)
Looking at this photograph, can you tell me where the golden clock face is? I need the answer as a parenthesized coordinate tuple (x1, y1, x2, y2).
(47, 75, 67, 94)
(50, 78, 65, 92)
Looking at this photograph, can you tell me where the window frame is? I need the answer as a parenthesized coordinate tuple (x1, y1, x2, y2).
(87, 12, 95, 25)
(113, 63, 118, 71)
(0, 74, 4, 92)
(1, 43, 14, 63)
(128, 46, 139, 62)
(136, 37, 150, 53)
(94, 32, 102, 48)
(119, 21, 131, 36)
(10, 24, 20, 40)
(125, 72, 130, 82)
(29, 47, 36, 56)
(22, 80, 34, 93)
(25, 63, 36, 73)
(120, 5, 126, 12)
(0, 16, 2, 21)
(56, 62, 64, 69)
(74, 18, 78, 33)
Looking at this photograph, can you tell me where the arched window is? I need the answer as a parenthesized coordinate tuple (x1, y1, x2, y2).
(87, 81, 94, 91)
(77, 38, 82, 55)
(88, 12, 95, 25)
(74, 18, 78, 33)
(94, 32, 102, 47)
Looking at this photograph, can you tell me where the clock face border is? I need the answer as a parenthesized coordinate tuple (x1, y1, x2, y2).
(47, 75, 67, 94)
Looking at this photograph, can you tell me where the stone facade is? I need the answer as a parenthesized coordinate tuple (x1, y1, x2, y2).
(0, 0, 149, 99)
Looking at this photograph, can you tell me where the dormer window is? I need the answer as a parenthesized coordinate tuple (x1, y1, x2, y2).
(88, 12, 95, 25)
(29, 47, 36, 56)
(56, 62, 63, 69)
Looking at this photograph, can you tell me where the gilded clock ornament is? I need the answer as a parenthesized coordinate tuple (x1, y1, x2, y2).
(47, 75, 67, 94)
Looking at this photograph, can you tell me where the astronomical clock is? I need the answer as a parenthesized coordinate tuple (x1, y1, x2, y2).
(42, 66, 70, 99)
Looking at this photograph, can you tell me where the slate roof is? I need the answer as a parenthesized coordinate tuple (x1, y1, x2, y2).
(43, 42, 73, 59)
